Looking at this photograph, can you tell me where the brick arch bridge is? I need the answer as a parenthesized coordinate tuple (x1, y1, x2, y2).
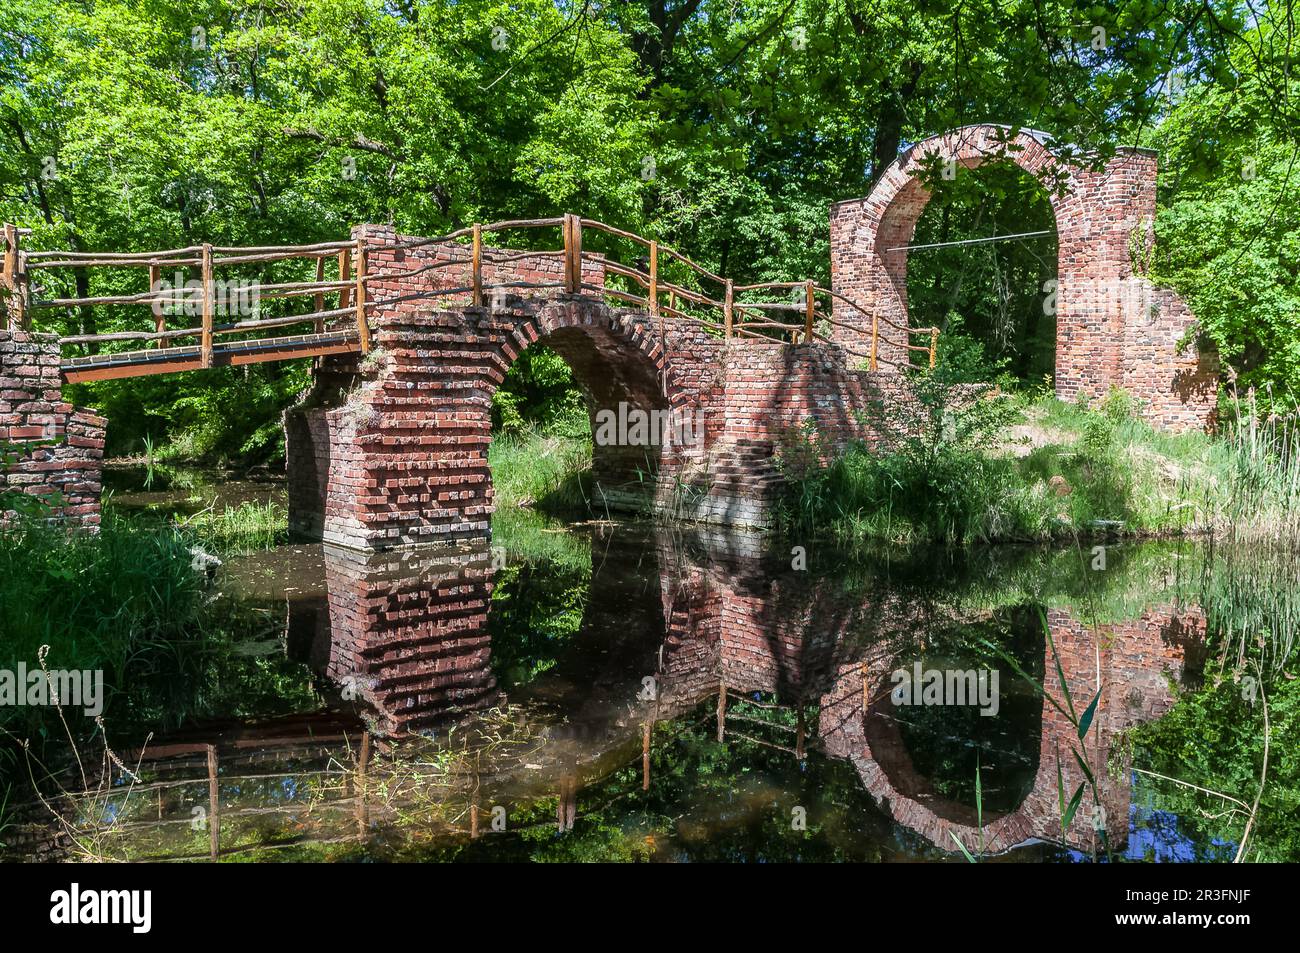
(282, 224, 897, 548)
(1, 125, 1219, 534)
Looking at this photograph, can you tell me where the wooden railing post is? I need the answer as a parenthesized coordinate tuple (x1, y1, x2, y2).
(206, 743, 220, 862)
(929, 327, 938, 369)
(354, 237, 371, 354)
(149, 263, 163, 347)
(562, 213, 582, 294)
(723, 279, 733, 341)
(561, 214, 572, 290)
(337, 247, 352, 313)
(2, 223, 24, 331)
(648, 240, 658, 319)
(870, 313, 879, 372)
(200, 243, 214, 368)
(804, 279, 815, 344)
(312, 256, 325, 333)
(471, 223, 483, 307)
(571, 215, 582, 293)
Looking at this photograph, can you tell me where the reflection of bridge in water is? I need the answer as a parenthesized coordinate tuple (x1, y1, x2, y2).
(272, 527, 1200, 855)
(63, 527, 1201, 861)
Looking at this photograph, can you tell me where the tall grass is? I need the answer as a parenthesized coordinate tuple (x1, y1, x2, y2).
(1216, 388, 1300, 542)
(179, 499, 287, 555)
(0, 513, 208, 742)
(779, 383, 1300, 546)
(488, 428, 592, 513)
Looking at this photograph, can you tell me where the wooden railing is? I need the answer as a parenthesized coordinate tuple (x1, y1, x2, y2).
(0, 216, 938, 383)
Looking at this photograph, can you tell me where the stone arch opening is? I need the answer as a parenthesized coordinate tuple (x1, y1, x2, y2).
(844, 126, 1071, 373)
(901, 161, 1059, 383)
(484, 305, 696, 520)
(829, 124, 1216, 431)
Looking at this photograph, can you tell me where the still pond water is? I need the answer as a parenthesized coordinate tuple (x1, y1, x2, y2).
(50, 466, 1296, 862)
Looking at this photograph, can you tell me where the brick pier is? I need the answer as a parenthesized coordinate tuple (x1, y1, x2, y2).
(0, 329, 104, 529)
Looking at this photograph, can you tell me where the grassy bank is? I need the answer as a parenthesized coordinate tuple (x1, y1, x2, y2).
(0, 514, 208, 750)
(0, 511, 317, 756)
(488, 428, 592, 512)
(778, 381, 1300, 546)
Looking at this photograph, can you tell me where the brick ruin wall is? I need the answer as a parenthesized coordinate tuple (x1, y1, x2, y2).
(0, 329, 104, 530)
(829, 125, 1218, 432)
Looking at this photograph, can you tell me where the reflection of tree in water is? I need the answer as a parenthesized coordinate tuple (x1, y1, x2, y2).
(892, 606, 1045, 816)
(488, 558, 590, 689)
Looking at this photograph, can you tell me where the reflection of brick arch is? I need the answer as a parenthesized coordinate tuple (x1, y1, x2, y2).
(321, 545, 500, 737)
(829, 124, 1216, 431)
(820, 606, 1200, 854)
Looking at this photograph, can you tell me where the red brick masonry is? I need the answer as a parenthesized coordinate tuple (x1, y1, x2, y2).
(284, 226, 920, 549)
(0, 330, 104, 529)
(830, 124, 1218, 431)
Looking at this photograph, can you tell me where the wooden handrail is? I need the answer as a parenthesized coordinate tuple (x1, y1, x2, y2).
(3, 215, 936, 374)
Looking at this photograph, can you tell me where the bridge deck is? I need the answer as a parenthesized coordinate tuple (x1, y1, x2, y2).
(61, 329, 361, 383)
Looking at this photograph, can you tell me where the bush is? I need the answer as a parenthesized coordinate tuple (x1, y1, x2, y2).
(776, 381, 1271, 545)
(779, 370, 1023, 543)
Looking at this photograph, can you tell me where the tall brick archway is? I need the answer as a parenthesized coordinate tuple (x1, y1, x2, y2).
(858, 127, 1065, 371)
(830, 124, 1218, 431)
(286, 294, 711, 550)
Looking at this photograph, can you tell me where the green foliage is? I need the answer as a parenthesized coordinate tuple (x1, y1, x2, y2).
(488, 557, 590, 689)
(491, 347, 589, 438)
(5, 0, 1284, 458)
(0, 512, 206, 746)
(779, 371, 1024, 543)
(928, 314, 1011, 385)
(488, 428, 591, 513)
(780, 383, 1300, 545)
(1132, 671, 1300, 862)
(1145, 16, 1300, 408)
